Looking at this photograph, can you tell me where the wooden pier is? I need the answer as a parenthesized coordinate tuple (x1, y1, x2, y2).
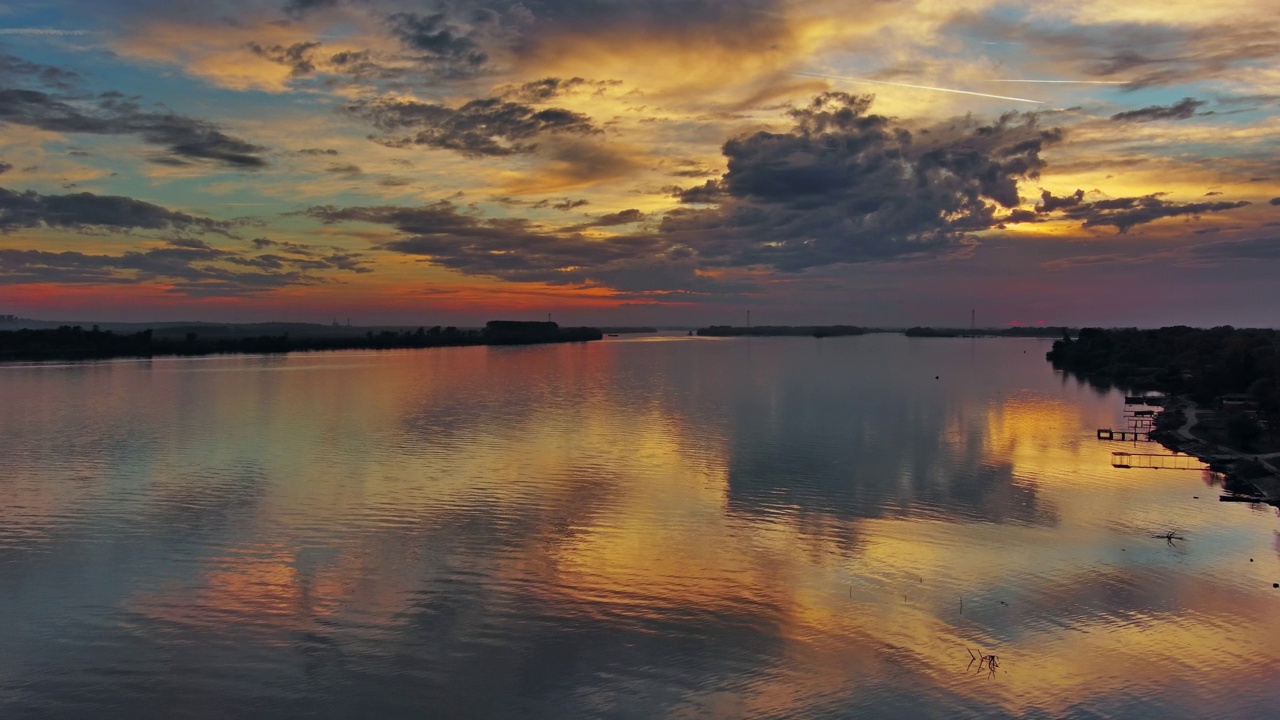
(1097, 428, 1152, 441)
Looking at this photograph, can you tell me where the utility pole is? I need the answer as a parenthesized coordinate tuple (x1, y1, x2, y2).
(970, 309, 975, 330)
(747, 310, 751, 330)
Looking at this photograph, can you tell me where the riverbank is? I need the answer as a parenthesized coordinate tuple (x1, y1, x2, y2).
(1044, 326, 1280, 504)
(1150, 398, 1280, 504)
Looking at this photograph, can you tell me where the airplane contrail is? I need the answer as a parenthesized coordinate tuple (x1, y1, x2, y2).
(792, 71, 1045, 104)
(985, 79, 1128, 84)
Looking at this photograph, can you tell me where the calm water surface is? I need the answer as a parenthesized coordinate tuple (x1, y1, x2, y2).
(2, 334, 1278, 718)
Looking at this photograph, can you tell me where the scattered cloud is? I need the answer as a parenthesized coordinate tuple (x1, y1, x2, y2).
(0, 236, 369, 295)
(247, 41, 321, 78)
(496, 77, 620, 103)
(0, 186, 231, 234)
(1039, 190, 1251, 232)
(347, 95, 600, 157)
(304, 200, 686, 289)
(560, 208, 644, 231)
(1111, 98, 1207, 122)
(0, 86, 268, 169)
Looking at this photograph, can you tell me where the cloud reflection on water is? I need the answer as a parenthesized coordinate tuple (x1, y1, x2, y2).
(1, 336, 1278, 717)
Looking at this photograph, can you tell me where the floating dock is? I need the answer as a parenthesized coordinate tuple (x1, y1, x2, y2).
(1111, 452, 1204, 470)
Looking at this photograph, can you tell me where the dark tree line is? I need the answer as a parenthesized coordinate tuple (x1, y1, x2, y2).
(0, 322, 603, 362)
(905, 326, 1072, 338)
(1047, 326, 1280, 449)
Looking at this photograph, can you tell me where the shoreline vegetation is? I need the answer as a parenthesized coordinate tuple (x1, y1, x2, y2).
(904, 326, 1072, 338)
(1046, 327, 1280, 503)
(0, 321, 602, 362)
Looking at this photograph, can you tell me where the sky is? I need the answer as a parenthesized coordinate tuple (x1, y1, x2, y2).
(0, 0, 1278, 327)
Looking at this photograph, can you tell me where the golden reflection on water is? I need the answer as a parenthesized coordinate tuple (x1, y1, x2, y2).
(3, 336, 1278, 717)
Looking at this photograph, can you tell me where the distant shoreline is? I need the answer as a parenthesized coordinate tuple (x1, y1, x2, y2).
(0, 321, 603, 363)
(0, 323, 1077, 363)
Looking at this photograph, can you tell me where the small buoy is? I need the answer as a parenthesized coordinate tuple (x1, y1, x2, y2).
(1193, 496, 1199, 499)
(1274, 583, 1278, 588)
(1250, 558, 1254, 562)
(935, 375, 939, 379)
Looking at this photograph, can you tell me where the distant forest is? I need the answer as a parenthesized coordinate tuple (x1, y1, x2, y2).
(904, 326, 1071, 338)
(0, 322, 603, 361)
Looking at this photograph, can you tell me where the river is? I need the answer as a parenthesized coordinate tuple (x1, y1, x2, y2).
(2, 334, 1277, 718)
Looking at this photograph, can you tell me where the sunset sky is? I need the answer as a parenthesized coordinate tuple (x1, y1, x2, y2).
(1, 0, 1278, 327)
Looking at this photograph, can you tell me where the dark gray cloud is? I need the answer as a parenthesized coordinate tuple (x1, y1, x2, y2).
(306, 93, 1070, 291)
(0, 161, 11, 175)
(1111, 98, 1206, 122)
(298, 147, 339, 156)
(1036, 189, 1084, 212)
(1270, 197, 1280, 205)
(1039, 191, 1251, 233)
(307, 90, 1256, 293)
(672, 179, 723, 204)
(348, 95, 599, 157)
(388, 12, 488, 72)
(0, 186, 231, 234)
(656, 93, 1061, 270)
(325, 163, 362, 175)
